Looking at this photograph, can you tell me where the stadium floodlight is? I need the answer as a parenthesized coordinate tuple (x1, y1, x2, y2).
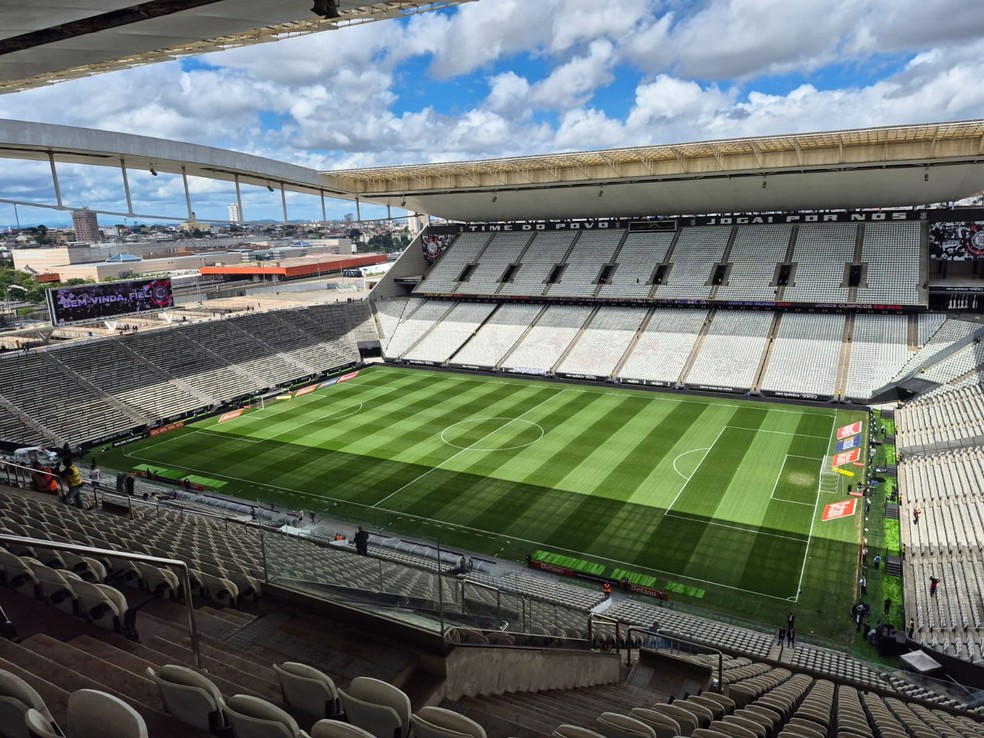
(598, 187, 604, 198)
(491, 193, 497, 203)
(400, 196, 407, 207)
(924, 171, 930, 182)
(149, 165, 158, 176)
(762, 178, 768, 189)
(267, 182, 275, 192)
(312, 0, 341, 18)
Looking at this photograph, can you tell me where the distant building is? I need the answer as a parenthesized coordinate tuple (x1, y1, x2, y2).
(228, 203, 242, 224)
(71, 207, 100, 243)
(344, 213, 354, 223)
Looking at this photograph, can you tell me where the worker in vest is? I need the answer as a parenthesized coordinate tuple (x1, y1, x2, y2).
(603, 581, 611, 599)
(60, 461, 86, 509)
(31, 461, 58, 494)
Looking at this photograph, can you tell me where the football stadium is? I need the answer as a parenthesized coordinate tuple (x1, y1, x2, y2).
(2, 3, 984, 738)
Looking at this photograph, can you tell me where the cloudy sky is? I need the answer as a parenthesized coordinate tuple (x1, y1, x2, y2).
(3, 0, 984, 227)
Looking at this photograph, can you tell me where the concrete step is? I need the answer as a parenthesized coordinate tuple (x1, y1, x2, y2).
(86, 633, 273, 704)
(454, 698, 549, 738)
(25, 633, 164, 713)
(0, 635, 210, 737)
(139, 599, 245, 640)
(0, 654, 70, 726)
(146, 635, 282, 702)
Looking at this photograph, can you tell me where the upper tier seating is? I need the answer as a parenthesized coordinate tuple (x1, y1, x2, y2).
(897, 385, 984, 453)
(457, 232, 533, 295)
(417, 233, 491, 293)
(596, 231, 675, 299)
(412, 220, 927, 306)
(654, 227, 730, 300)
(856, 221, 923, 305)
(499, 232, 578, 297)
(783, 223, 856, 302)
(547, 230, 625, 298)
(759, 313, 845, 397)
(714, 225, 791, 302)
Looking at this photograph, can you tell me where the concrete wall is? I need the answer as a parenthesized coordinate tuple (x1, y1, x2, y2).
(438, 646, 621, 702)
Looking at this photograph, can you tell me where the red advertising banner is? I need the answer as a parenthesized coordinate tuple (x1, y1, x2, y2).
(295, 385, 317, 397)
(218, 409, 244, 423)
(822, 499, 858, 522)
(831, 448, 860, 467)
(149, 421, 184, 437)
(837, 421, 862, 439)
(339, 371, 360, 383)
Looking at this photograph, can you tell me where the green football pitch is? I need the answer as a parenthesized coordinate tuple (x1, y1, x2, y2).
(101, 365, 868, 635)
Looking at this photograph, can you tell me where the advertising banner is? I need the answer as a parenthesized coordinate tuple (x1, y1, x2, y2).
(218, 409, 244, 423)
(47, 277, 174, 325)
(831, 448, 861, 467)
(837, 421, 863, 439)
(822, 499, 858, 522)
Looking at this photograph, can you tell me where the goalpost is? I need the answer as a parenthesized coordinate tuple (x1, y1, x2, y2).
(819, 455, 843, 495)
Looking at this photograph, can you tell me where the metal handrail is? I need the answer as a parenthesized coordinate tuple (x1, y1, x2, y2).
(587, 612, 621, 654)
(0, 533, 203, 669)
(460, 578, 502, 623)
(645, 628, 724, 691)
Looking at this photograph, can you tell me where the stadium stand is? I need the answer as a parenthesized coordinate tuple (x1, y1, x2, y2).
(402, 302, 497, 364)
(617, 308, 708, 386)
(654, 226, 731, 300)
(456, 232, 534, 296)
(897, 385, 984, 453)
(713, 224, 791, 302)
(555, 308, 647, 378)
(857, 221, 924, 305)
(783, 223, 856, 303)
(683, 310, 774, 390)
(449, 304, 544, 369)
(546, 230, 625, 298)
(374, 299, 455, 359)
(596, 231, 675, 299)
(499, 305, 594, 373)
(417, 232, 491, 293)
(0, 303, 363, 447)
(843, 314, 910, 400)
(759, 313, 845, 398)
(498, 231, 578, 297)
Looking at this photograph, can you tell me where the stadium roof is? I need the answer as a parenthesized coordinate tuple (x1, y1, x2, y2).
(323, 120, 984, 221)
(0, 1, 471, 94)
(1, 118, 983, 222)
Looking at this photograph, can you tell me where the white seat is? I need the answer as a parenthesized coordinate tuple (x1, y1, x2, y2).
(274, 662, 340, 721)
(54, 689, 147, 738)
(342, 678, 409, 738)
(194, 569, 240, 607)
(597, 712, 657, 738)
(338, 690, 400, 738)
(60, 552, 107, 582)
(628, 708, 681, 738)
(72, 579, 128, 632)
(147, 664, 228, 733)
(311, 720, 376, 738)
(135, 562, 180, 597)
(410, 706, 487, 738)
(27, 562, 78, 615)
(24, 708, 61, 738)
(0, 668, 60, 738)
(225, 694, 308, 738)
(552, 726, 606, 738)
(0, 550, 38, 595)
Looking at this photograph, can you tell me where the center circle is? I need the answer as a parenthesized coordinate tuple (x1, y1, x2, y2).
(441, 417, 544, 451)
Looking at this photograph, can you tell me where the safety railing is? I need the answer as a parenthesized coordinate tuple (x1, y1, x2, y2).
(0, 533, 203, 669)
(624, 626, 724, 691)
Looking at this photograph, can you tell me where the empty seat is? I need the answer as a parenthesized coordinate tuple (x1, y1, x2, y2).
(135, 562, 180, 598)
(410, 706, 487, 738)
(0, 668, 60, 738)
(225, 694, 306, 738)
(0, 550, 38, 595)
(27, 689, 148, 738)
(628, 708, 681, 738)
(311, 720, 376, 738)
(147, 664, 229, 733)
(338, 677, 411, 738)
(553, 727, 606, 738)
(274, 662, 340, 723)
(72, 580, 129, 633)
(597, 712, 657, 738)
(28, 563, 79, 614)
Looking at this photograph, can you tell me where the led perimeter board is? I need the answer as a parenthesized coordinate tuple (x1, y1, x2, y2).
(46, 277, 174, 326)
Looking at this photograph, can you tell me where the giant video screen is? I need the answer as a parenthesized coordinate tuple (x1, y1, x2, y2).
(930, 221, 984, 261)
(46, 278, 174, 326)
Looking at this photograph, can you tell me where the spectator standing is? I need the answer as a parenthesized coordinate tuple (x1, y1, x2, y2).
(859, 574, 867, 595)
(873, 554, 881, 570)
(884, 598, 892, 615)
(929, 576, 940, 596)
(354, 526, 370, 556)
(88, 461, 101, 495)
(125, 472, 135, 496)
(907, 619, 915, 638)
